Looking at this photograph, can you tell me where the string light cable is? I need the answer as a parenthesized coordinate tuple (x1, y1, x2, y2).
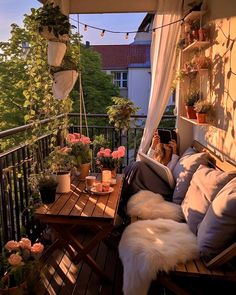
(69, 9, 194, 38)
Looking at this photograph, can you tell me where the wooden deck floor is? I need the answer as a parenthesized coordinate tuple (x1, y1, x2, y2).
(35, 229, 236, 295)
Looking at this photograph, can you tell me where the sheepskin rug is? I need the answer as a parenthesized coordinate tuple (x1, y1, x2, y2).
(127, 190, 184, 222)
(119, 218, 199, 295)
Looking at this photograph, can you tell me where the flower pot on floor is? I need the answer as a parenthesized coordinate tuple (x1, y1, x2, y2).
(0, 275, 27, 295)
(52, 70, 78, 100)
(47, 41, 67, 67)
(55, 171, 71, 193)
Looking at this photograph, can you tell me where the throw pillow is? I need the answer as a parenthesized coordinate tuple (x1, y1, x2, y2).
(197, 177, 236, 261)
(182, 165, 236, 234)
(172, 148, 209, 204)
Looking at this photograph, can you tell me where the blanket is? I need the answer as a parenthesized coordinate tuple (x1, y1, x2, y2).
(119, 218, 198, 295)
(127, 190, 184, 221)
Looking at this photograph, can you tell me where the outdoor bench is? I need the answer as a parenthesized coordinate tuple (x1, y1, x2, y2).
(119, 141, 236, 295)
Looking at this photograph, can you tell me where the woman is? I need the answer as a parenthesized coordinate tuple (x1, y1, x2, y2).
(118, 131, 179, 220)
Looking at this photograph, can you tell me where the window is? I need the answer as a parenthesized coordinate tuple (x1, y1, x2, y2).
(112, 71, 128, 88)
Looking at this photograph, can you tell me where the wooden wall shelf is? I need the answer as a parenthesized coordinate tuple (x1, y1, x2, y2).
(183, 41, 210, 52)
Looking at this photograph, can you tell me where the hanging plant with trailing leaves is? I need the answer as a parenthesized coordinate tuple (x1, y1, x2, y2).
(107, 97, 140, 131)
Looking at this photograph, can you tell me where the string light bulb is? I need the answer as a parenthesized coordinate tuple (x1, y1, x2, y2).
(100, 30, 105, 37)
(84, 24, 88, 31)
(125, 32, 129, 39)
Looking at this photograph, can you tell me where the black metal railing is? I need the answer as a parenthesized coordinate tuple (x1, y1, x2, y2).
(0, 113, 176, 247)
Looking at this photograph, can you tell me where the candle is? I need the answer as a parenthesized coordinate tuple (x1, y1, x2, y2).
(102, 170, 111, 183)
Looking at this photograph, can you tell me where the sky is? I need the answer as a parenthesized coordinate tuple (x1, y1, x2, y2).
(0, 0, 146, 45)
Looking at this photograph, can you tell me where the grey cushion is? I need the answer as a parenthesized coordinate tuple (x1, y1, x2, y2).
(197, 177, 236, 261)
(172, 148, 209, 204)
(182, 165, 236, 234)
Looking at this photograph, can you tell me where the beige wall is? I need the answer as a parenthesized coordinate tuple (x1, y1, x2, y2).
(178, 0, 236, 164)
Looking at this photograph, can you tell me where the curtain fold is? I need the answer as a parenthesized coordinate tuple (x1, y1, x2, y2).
(138, 0, 182, 155)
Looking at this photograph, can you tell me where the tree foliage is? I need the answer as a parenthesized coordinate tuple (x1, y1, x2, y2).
(0, 8, 118, 150)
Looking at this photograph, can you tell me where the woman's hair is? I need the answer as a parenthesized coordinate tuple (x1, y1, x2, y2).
(153, 143, 172, 165)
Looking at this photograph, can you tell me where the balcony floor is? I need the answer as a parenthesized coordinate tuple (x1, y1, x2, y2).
(35, 229, 236, 295)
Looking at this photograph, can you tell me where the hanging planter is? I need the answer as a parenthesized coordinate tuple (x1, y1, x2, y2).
(52, 70, 78, 100)
(47, 41, 67, 67)
(35, 3, 71, 42)
(51, 53, 78, 100)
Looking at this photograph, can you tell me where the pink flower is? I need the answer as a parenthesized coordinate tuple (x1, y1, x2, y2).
(111, 151, 119, 159)
(67, 134, 76, 142)
(8, 254, 24, 267)
(73, 133, 81, 139)
(5, 240, 19, 251)
(31, 243, 44, 254)
(117, 146, 125, 157)
(80, 135, 91, 145)
(19, 238, 31, 250)
(104, 149, 111, 157)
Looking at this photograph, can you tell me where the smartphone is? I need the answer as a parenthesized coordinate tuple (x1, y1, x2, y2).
(157, 129, 172, 144)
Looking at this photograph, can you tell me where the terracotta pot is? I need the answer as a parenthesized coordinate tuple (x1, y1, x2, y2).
(196, 113, 206, 123)
(198, 28, 207, 41)
(78, 163, 91, 180)
(185, 106, 197, 119)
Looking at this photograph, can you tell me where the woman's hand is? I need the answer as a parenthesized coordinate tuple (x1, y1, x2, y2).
(168, 140, 178, 154)
(151, 132, 160, 150)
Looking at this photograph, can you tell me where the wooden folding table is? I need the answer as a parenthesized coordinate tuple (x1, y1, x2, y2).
(34, 174, 124, 281)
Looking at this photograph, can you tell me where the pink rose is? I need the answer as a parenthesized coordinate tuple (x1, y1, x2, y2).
(97, 151, 103, 157)
(5, 240, 19, 251)
(80, 135, 91, 145)
(67, 134, 76, 142)
(111, 151, 119, 159)
(104, 149, 111, 157)
(118, 146, 125, 157)
(31, 242, 44, 254)
(19, 238, 31, 250)
(8, 254, 24, 266)
(73, 133, 81, 139)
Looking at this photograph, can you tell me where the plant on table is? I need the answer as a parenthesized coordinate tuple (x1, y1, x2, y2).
(29, 173, 58, 204)
(46, 146, 73, 173)
(95, 146, 126, 175)
(0, 238, 44, 292)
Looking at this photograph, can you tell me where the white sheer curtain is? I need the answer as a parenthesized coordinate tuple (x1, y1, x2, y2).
(138, 0, 182, 154)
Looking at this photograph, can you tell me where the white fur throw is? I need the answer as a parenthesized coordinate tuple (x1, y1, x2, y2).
(119, 218, 199, 295)
(127, 190, 184, 221)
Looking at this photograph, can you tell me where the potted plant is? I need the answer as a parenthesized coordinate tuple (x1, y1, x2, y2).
(34, 3, 71, 66)
(29, 173, 58, 204)
(194, 99, 214, 123)
(67, 133, 92, 180)
(0, 238, 44, 294)
(47, 146, 73, 193)
(95, 146, 126, 178)
(107, 97, 140, 132)
(184, 91, 202, 119)
(50, 53, 79, 100)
